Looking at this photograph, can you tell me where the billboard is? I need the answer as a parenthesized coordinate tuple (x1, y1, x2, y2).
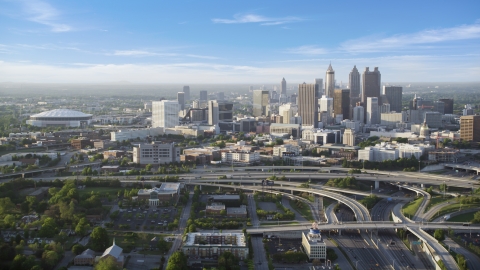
(262, 180, 274, 186)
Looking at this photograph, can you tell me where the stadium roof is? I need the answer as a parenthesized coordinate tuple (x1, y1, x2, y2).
(30, 109, 92, 118)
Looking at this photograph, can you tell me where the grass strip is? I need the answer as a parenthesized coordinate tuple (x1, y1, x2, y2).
(402, 197, 424, 219)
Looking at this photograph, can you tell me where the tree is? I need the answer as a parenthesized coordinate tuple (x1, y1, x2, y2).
(434, 229, 445, 241)
(75, 217, 91, 236)
(39, 218, 58, 238)
(95, 256, 122, 270)
(166, 251, 188, 270)
(0, 197, 15, 215)
(90, 227, 110, 252)
(4, 214, 15, 227)
(72, 244, 86, 255)
(218, 251, 240, 270)
(41, 250, 60, 270)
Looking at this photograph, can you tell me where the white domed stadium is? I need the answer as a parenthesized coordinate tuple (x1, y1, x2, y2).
(26, 109, 93, 127)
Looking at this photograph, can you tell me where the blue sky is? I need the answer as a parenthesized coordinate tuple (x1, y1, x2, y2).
(0, 0, 479, 83)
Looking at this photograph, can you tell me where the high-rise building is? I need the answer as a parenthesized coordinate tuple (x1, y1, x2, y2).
(177, 92, 185, 110)
(333, 89, 350, 120)
(383, 86, 403, 112)
(208, 100, 233, 125)
(279, 103, 298, 124)
(362, 67, 381, 105)
(433, 101, 445, 114)
(183, 86, 190, 101)
(253, 90, 269, 117)
(349, 65, 361, 100)
(152, 100, 179, 128)
(217, 92, 225, 100)
(315, 78, 323, 96)
(460, 115, 480, 142)
(298, 83, 319, 127)
(200, 90, 208, 101)
(325, 64, 335, 98)
(281, 78, 287, 96)
(343, 128, 355, 146)
(319, 95, 334, 124)
(439, 99, 454, 114)
(366, 97, 379, 125)
(353, 106, 365, 123)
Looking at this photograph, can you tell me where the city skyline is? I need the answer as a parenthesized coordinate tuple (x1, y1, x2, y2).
(0, 0, 479, 83)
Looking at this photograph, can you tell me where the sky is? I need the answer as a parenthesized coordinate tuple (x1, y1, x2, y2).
(0, 0, 479, 84)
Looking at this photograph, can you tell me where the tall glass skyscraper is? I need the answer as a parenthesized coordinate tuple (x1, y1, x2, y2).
(325, 63, 335, 98)
(298, 83, 319, 127)
(253, 90, 269, 117)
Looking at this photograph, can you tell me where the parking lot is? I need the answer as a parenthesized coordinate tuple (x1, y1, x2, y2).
(114, 205, 177, 231)
(264, 236, 303, 255)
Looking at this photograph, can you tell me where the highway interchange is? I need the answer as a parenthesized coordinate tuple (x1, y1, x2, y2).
(8, 164, 480, 270)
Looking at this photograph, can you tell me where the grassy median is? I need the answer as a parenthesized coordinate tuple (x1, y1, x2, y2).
(402, 197, 424, 219)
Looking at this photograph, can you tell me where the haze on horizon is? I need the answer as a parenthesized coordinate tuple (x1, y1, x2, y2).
(1, 0, 479, 84)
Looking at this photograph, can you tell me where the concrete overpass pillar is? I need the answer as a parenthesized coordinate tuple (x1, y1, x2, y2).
(199, 185, 202, 191)
(421, 184, 424, 188)
(375, 181, 380, 189)
(291, 190, 293, 194)
(338, 229, 341, 236)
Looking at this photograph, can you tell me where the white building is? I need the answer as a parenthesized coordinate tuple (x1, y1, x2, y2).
(319, 95, 333, 123)
(381, 112, 407, 128)
(110, 127, 164, 142)
(343, 128, 355, 146)
(273, 144, 301, 157)
(152, 100, 179, 128)
(353, 106, 365, 123)
(26, 109, 92, 128)
(221, 151, 259, 165)
(398, 143, 433, 159)
(358, 142, 432, 162)
(301, 223, 326, 260)
(133, 142, 180, 165)
(279, 103, 298, 124)
(302, 128, 340, 145)
(182, 233, 248, 260)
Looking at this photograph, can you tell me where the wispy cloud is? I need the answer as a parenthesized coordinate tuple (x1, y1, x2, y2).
(341, 22, 480, 53)
(284, 45, 328, 55)
(21, 0, 71, 32)
(112, 50, 165, 56)
(212, 13, 301, 26)
(111, 50, 219, 59)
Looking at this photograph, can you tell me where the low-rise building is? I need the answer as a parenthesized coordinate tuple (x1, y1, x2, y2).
(133, 142, 180, 165)
(273, 144, 300, 157)
(137, 183, 181, 206)
(301, 223, 326, 260)
(207, 195, 241, 207)
(206, 203, 225, 215)
(74, 249, 96, 266)
(182, 233, 249, 260)
(221, 150, 259, 165)
(103, 150, 125, 159)
(95, 240, 124, 268)
(226, 205, 247, 218)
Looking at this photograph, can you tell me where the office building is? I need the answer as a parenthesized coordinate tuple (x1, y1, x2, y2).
(253, 90, 269, 117)
(315, 78, 323, 96)
(424, 112, 443, 128)
(362, 67, 381, 105)
(319, 95, 333, 124)
(433, 101, 445, 114)
(302, 224, 326, 260)
(177, 92, 185, 110)
(439, 99, 454, 114)
(281, 78, 287, 96)
(183, 233, 248, 260)
(349, 65, 361, 100)
(183, 86, 190, 101)
(343, 128, 355, 146)
(152, 100, 179, 128)
(460, 115, 480, 142)
(333, 89, 350, 120)
(137, 183, 181, 206)
(200, 90, 208, 101)
(380, 103, 390, 113)
(133, 142, 180, 165)
(221, 151, 260, 165)
(298, 83, 319, 127)
(208, 100, 233, 125)
(325, 63, 335, 98)
(217, 92, 225, 100)
(353, 106, 365, 123)
(380, 112, 407, 128)
(366, 97, 379, 125)
(279, 103, 298, 124)
(383, 86, 403, 112)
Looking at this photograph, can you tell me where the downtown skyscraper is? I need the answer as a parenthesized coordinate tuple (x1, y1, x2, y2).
(325, 63, 335, 98)
(253, 90, 269, 117)
(383, 86, 403, 113)
(298, 83, 319, 127)
(349, 65, 361, 106)
(361, 67, 381, 105)
(281, 78, 287, 96)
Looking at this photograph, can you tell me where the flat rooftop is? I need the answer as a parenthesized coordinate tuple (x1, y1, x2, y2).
(209, 195, 240, 200)
(184, 232, 246, 247)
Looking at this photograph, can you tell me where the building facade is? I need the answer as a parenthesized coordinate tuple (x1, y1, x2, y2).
(133, 142, 180, 165)
(152, 100, 179, 128)
(182, 233, 249, 260)
(183, 86, 190, 101)
(362, 67, 381, 106)
(343, 128, 355, 146)
(349, 65, 361, 104)
(298, 83, 319, 127)
(177, 92, 185, 110)
(333, 89, 350, 120)
(366, 97, 380, 125)
(325, 63, 335, 98)
(439, 98, 454, 114)
(253, 90, 269, 117)
(301, 224, 326, 260)
(200, 90, 208, 101)
(383, 86, 402, 113)
(281, 78, 287, 96)
(460, 115, 480, 142)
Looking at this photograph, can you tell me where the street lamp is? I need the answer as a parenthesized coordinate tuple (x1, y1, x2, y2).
(371, 185, 373, 195)
(393, 259, 396, 269)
